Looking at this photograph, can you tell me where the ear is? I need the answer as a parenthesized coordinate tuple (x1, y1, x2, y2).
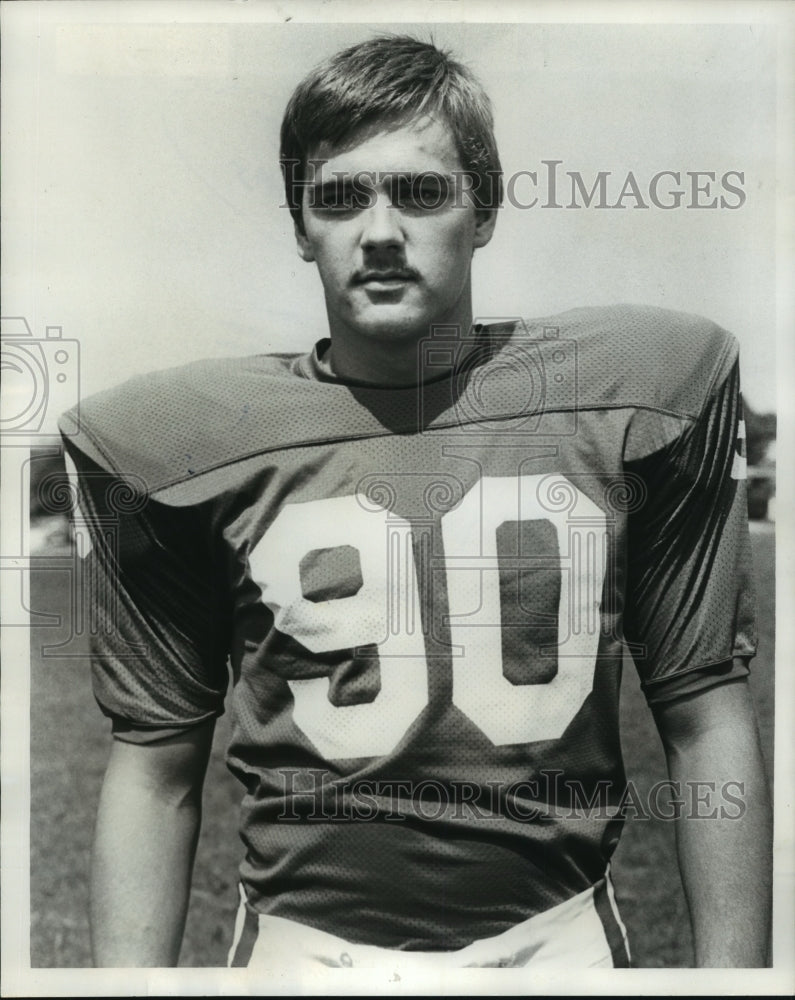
(294, 222, 315, 262)
(472, 208, 498, 250)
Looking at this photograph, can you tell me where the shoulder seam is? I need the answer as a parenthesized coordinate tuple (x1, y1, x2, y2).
(146, 401, 695, 497)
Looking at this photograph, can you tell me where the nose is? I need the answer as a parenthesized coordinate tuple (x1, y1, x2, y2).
(360, 193, 405, 250)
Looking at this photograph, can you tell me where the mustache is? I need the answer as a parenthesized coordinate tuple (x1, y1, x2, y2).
(351, 267, 420, 284)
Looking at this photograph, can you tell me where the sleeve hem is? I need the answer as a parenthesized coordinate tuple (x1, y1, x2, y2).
(641, 656, 752, 706)
(639, 650, 755, 691)
(107, 707, 224, 744)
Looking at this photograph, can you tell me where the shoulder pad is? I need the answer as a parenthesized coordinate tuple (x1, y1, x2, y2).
(523, 303, 737, 418)
(58, 353, 306, 494)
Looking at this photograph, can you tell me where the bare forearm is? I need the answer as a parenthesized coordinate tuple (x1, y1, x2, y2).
(669, 749, 771, 965)
(90, 727, 212, 966)
(656, 680, 772, 967)
(91, 783, 201, 965)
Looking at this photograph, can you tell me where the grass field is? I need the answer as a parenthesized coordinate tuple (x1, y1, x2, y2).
(28, 527, 775, 969)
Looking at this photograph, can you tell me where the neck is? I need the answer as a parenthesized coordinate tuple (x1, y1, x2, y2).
(326, 308, 476, 388)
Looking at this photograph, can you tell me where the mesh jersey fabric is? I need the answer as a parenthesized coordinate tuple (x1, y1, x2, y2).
(60, 303, 757, 950)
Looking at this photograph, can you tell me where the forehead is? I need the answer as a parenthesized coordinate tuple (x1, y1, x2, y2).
(307, 115, 463, 179)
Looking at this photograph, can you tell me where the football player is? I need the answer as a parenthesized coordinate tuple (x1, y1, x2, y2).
(60, 35, 772, 971)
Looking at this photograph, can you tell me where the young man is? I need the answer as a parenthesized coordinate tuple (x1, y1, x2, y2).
(60, 36, 771, 970)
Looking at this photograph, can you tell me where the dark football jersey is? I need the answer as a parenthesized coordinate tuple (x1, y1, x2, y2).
(60, 304, 756, 950)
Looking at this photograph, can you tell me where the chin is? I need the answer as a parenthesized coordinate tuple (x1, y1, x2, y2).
(350, 308, 449, 342)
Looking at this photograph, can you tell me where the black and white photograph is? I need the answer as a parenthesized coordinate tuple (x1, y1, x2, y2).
(1, 1, 792, 995)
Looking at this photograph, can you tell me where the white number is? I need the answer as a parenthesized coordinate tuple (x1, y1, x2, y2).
(443, 476, 607, 745)
(249, 476, 607, 758)
(249, 495, 428, 759)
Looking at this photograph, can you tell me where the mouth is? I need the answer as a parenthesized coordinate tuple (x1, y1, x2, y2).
(353, 270, 417, 288)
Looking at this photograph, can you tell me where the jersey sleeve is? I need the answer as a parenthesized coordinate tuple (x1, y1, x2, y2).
(62, 437, 231, 739)
(622, 355, 757, 702)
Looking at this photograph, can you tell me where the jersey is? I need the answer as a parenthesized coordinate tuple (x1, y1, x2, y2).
(59, 303, 756, 953)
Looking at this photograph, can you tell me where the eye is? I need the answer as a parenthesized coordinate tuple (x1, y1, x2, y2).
(311, 181, 374, 213)
(393, 173, 451, 210)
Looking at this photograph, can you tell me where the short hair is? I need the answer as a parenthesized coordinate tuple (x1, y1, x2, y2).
(280, 35, 504, 230)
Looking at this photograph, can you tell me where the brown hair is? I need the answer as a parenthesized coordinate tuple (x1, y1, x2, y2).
(280, 35, 503, 230)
